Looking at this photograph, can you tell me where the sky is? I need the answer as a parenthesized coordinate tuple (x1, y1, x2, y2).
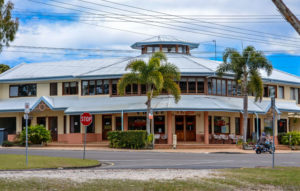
(1, 0, 300, 76)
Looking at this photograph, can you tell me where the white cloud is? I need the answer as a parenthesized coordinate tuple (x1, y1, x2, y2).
(1, 0, 299, 66)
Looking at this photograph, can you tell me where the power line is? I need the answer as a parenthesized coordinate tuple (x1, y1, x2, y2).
(28, 0, 300, 48)
(95, 0, 300, 40)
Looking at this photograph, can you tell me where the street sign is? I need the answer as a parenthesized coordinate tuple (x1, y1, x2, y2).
(80, 112, 92, 126)
(24, 102, 30, 114)
(80, 112, 92, 160)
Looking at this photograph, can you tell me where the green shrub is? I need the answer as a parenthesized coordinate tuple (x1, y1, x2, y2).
(2, 140, 14, 147)
(20, 125, 51, 144)
(280, 131, 300, 146)
(278, 132, 286, 144)
(107, 130, 147, 149)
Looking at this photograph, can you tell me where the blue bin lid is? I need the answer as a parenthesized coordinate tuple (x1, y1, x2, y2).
(0, 128, 6, 131)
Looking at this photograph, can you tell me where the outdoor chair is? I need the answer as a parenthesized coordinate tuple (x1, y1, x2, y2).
(154, 134, 161, 144)
(161, 134, 168, 144)
(213, 134, 222, 144)
(220, 134, 229, 144)
(229, 134, 238, 144)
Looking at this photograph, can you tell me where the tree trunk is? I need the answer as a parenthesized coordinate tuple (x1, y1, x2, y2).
(146, 97, 151, 135)
(243, 94, 248, 143)
(242, 72, 248, 143)
(272, 0, 300, 35)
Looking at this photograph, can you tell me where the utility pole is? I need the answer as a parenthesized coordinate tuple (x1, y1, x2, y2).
(272, 0, 300, 35)
(271, 96, 276, 168)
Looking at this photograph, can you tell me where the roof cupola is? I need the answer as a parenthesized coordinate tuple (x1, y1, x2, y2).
(131, 35, 199, 55)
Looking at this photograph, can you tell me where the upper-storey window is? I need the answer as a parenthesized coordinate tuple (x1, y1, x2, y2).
(63, 82, 78, 95)
(9, 84, 36, 97)
(208, 78, 240, 96)
(278, 86, 284, 99)
(50, 83, 57, 96)
(178, 77, 205, 94)
(263, 85, 277, 98)
(111, 80, 118, 95)
(82, 80, 109, 95)
(290, 87, 298, 100)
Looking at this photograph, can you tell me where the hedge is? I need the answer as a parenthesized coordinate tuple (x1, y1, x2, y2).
(107, 130, 148, 149)
(20, 125, 51, 144)
(280, 131, 300, 146)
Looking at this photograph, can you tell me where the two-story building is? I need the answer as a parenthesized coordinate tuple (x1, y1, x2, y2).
(1, 35, 300, 146)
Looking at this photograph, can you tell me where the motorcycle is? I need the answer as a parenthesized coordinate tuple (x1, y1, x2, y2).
(254, 143, 274, 154)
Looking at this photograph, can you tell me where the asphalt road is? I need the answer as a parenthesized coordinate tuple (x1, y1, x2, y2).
(1, 148, 300, 169)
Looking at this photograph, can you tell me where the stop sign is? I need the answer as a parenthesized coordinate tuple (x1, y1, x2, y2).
(80, 112, 92, 126)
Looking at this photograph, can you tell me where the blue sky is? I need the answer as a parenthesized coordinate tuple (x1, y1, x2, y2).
(1, 0, 300, 76)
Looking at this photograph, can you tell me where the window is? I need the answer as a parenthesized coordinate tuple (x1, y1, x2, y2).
(64, 116, 67, 134)
(278, 86, 284, 99)
(235, 117, 240, 135)
(264, 118, 273, 136)
(0, 117, 16, 134)
(82, 80, 111, 95)
(86, 115, 95, 133)
(63, 82, 78, 95)
(112, 80, 118, 95)
(37, 117, 46, 127)
(50, 83, 57, 96)
(221, 80, 226, 96)
(116, 117, 122, 131)
(188, 78, 196, 93)
(10, 84, 36, 97)
(217, 79, 222, 95)
(21, 117, 32, 130)
(154, 116, 165, 133)
(70, 115, 80, 133)
(128, 116, 146, 130)
(180, 78, 187, 93)
(214, 116, 230, 134)
(263, 85, 276, 98)
(227, 80, 232, 96)
(290, 87, 298, 100)
(141, 84, 147, 94)
(208, 116, 212, 134)
(197, 78, 204, 93)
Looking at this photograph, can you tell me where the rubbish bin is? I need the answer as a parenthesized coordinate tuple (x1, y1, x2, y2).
(0, 128, 8, 145)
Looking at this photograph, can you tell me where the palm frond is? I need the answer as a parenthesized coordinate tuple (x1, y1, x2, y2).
(159, 63, 180, 81)
(248, 70, 263, 102)
(163, 78, 181, 103)
(151, 52, 167, 63)
(117, 73, 140, 95)
(126, 60, 147, 72)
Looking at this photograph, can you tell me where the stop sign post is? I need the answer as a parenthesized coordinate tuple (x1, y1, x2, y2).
(80, 112, 92, 160)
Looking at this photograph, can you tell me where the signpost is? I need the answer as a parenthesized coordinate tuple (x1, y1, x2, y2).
(80, 112, 92, 160)
(24, 102, 30, 166)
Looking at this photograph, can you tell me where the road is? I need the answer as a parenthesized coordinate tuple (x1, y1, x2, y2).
(1, 148, 300, 169)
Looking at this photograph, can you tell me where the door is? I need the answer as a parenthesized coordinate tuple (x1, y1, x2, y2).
(186, 116, 196, 141)
(175, 116, 184, 141)
(102, 115, 112, 140)
(48, 117, 58, 142)
(175, 115, 196, 142)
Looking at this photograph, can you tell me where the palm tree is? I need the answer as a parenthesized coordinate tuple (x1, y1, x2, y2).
(217, 46, 273, 143)
(118, 52, 181, 135)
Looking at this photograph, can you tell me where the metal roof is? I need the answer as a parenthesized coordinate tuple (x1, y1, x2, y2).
(0, 53, 300, 85)
(131, 35, 199, 49)
(0, 95, 298, 115)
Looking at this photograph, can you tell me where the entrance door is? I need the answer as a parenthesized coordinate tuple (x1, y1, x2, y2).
(175, 116, 184, 141)
(186, 116, 196, 141)
(102, 115, 112, 140)
(48, 117, 58, 142)
(175, 115, 196, 142)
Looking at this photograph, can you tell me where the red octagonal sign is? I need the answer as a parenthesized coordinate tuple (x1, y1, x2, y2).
(80, 112, 92, 126)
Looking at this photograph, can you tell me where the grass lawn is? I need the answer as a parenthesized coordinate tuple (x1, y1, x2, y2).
(0, 167, 300, 190)
(0, 154, 100, 170)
